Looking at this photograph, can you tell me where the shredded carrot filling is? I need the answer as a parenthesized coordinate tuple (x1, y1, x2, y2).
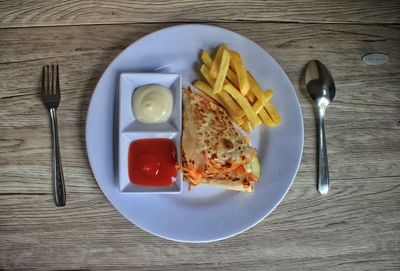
(185, 169, 203, 180)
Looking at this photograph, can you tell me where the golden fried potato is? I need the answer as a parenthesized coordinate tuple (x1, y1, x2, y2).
(193, 80, 244, 124)
(247, 72, 266, 104)
(223, 83, 261, 128)
(201, 50, 213, 68)
(259, 108, 276, 127)
(200, 64, 215, 86)
(210, 44, 228, 78)
(240, 119, 252, 134)
(264, 89, 274, 101)
(195, 44, 281, 131)
(213, 50, 230, 94)
(218, 90, 245, 118)
(200, 65, 244, 118)
(201, 49, 239, 88)
(230, 51, 250, 95)
(193, 80, 222, 104)
(246, 91, 256, 104)
(265, 102, 281, 125)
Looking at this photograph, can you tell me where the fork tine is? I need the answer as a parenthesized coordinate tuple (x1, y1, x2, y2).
(51, 64, 55, 94)
(56, 64, 60, 94)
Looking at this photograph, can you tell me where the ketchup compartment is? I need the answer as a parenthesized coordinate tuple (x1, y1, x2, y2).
(128, 138, 177, 187)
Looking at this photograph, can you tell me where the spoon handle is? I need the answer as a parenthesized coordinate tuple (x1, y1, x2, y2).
(318, 108, 330, 195)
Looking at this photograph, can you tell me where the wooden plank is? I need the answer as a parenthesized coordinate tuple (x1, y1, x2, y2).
(0, 0, 400, 28)
(0, 183, 399, 270)
(0, 23, 399, 270)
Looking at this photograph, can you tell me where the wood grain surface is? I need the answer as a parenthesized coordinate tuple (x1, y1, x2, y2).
(1, 1, 400, 270)
(1, 0, 400, 27)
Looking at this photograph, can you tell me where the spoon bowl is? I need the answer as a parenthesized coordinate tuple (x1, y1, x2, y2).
(305, 60, 336, 106)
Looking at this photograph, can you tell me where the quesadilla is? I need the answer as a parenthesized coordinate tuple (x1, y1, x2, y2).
(180, 87, 260, 193)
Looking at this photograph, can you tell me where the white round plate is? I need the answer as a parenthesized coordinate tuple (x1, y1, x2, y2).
(86, 24, 304, 243)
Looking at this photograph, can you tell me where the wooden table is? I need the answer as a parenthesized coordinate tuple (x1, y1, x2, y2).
(1, 1, 399, 270)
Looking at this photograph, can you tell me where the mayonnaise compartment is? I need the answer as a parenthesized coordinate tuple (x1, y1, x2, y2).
(132, 84, 173, 124)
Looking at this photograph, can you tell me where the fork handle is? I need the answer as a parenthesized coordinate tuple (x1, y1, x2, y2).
(49, 108, 66, 206)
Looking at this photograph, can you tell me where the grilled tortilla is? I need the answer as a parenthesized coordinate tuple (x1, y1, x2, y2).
(181, 87, 260, 192)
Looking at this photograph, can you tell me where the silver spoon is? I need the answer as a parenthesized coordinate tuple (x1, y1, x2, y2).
(304, 60, 336, 195)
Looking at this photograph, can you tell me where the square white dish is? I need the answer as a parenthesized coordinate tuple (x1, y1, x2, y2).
(118, 73, 182, 193)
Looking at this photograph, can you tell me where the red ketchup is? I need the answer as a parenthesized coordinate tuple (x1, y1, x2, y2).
(128, 138, 177, 186)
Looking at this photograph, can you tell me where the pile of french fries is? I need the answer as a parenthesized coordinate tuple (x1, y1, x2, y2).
(193, 44, 281, 133)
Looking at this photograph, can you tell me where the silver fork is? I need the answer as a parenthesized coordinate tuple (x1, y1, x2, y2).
(41, 64, 66, 206)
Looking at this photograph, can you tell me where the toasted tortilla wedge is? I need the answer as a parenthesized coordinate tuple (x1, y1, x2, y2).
(181, 87, 260, 192)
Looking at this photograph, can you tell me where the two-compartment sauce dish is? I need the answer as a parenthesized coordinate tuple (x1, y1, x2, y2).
(118, 73, 182, 193)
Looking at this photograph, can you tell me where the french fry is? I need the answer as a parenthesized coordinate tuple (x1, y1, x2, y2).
(253, 90, 274, 113)
(202, 49, 239, 88)
(247, 72, 266, 105)
(210, 44, 228, 78)
(248, 73, 281, 125)
(194, 80, 244, 124)
(230, 114, 244, 125)
(218, 90, 245, 118)
(235, 116, 245, 126)
(230, 51, 250, 95)
(213, 50, 230, 94)
(226, 69, 239, 88)
(193, 80, 222, 104)
(259, 108, 276, 127)
(200, 64, 215, 86)
(227, 111, 244, 125)
(201, 50, 213, 68)
(240, 119, 252, 134)
(265, 102, 281, 125)
(264, 89, 274, 101)
(223, 83, 261, 128)
(252, 100, 264, 114)
(246, 91, 256, 104)
(200, 65, 245, 118)
(195, 44, 282, 132)
(201, 63, 239, 97)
